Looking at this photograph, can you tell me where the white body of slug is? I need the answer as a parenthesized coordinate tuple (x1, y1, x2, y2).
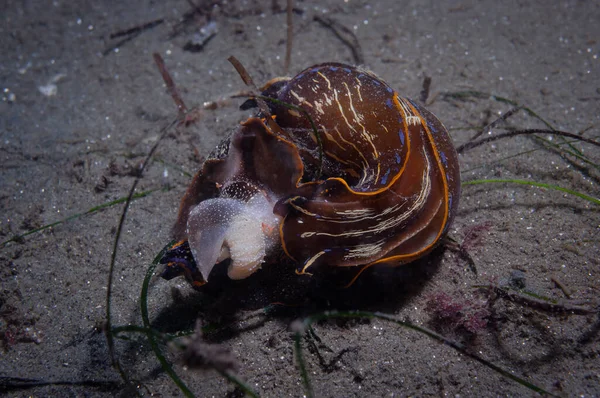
(185, 193, 281, 280)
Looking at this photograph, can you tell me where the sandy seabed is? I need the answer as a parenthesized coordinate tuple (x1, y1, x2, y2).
(1, 1, 599, 396)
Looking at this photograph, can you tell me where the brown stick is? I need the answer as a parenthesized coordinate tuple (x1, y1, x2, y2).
(456, 129, 600, 154)
(228, 56, 257, 88)
(109, 18, 164, 39)
(314, 15, 364, 64)
(103, 19, 164, 56)
(481, 284, 596, 315)
(466, 106, 522, 144)
(419, 76, 431, 104)
(153, 53, 188, 118)
(227, 56, 274, 125)
(551, 276, 573, 298)
(284, 0, 294, 74)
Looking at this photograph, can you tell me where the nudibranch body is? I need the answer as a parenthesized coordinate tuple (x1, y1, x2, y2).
(160, 63, 460, 287)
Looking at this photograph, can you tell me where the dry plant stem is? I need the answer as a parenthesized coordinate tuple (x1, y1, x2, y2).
(109, 19, 164, 39)
(442, 236, 478, 275)
(551, 276, 573, 298)
(153, 53, 188, 118)
(140, 253, 195, 397)
(479, 284, 597, 315)
(313, 15, 364, 64)
(304, 328, 355, 372)
(0, 377, 121, 393)
(294, 311, 557, 397)
(227, 56, 276, 128)
(456, 129, 600, 154)
(103, 19, 164, 56)
(468, 106, 522, 143)
(154, 53, 229, 127)
(284, 0, 293, 74)
(104, 118, 176, 390)
(0, 189, 157, 248)
(577, 313, 600, 345)
(185, 0, 202, 14)
(419, 75, 431, 104)
(227, 56, 257, 88)
(462, 178, 600, 205)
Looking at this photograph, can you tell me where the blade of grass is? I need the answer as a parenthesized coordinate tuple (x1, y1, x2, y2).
(462, 136, 599, 174)
(293, 311, 557, 397)
(462, 178, 600, 205)
(218, 371, 259, 398)
(456, 129, 600, 154)
(293, 329, 313, 398)
(154, 157, 194, 178)
(473, 284, 596, 315)
(0, 376, 121, 392)
(1, 189, 159, 248)
(531, 134, 600, 171)
(443, 90, 594, 158)
(442, 90, 555, 129)
(137, 243, 260, 397)
(105, 118, 176, 392)
(140, 249, 195, 397)
(112, 325, 193, 341)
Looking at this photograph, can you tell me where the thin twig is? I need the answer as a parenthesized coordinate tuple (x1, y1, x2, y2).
(477, 284, 597, 315)
(0, 377, 121, 393)
(103, 19, 164, 56)
(314, 15, 364, 64)
(467, 106, 522, 143)
(153, 53, 188, 118)
(109, 19, 164, 39)
(228, 56, 257, 87)
(462, 178, 600, 205)
(285, 0, 293, 74)
(551, 276, 573, 299)
(457, 129, 600, 154)
(293, 311, 558, 397)
(0, 189, 157, 248)
(419, 75, 431, 104)
(140, 252, 195, 397)
(104, 119, 176, 391)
